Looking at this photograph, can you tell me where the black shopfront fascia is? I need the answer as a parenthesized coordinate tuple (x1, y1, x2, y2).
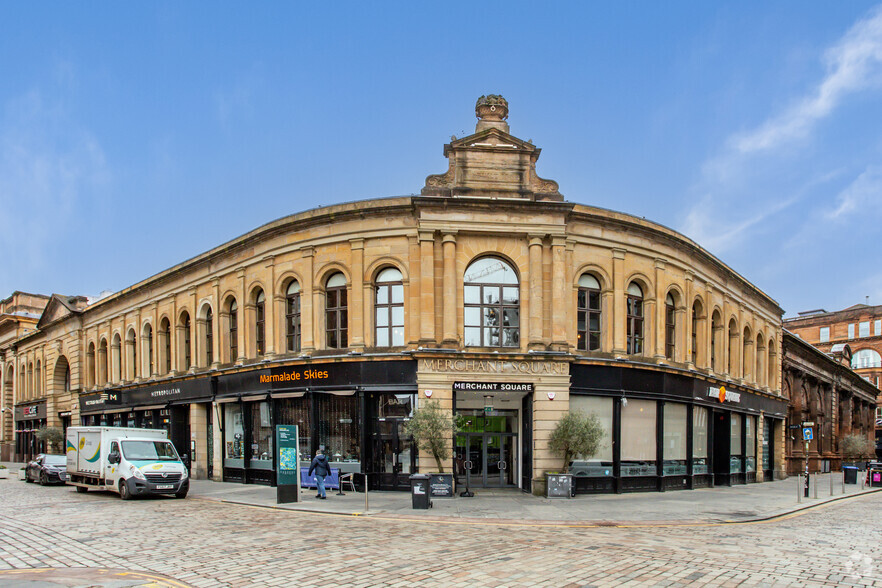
(78, 377, 213, 460)
(570, 363, 787, 494)
(215, 360, 417, 487)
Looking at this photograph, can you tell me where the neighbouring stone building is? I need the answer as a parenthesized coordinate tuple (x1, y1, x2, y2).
(785, 304, 882, 458)
(4, 96, 797, 494)
(782, 331, 878, 474)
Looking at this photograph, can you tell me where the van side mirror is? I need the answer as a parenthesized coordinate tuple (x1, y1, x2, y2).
(108, 452, 120, 465)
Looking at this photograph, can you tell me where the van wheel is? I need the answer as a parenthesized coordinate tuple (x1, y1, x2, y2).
(75, 486, 88, 493)
(175, 488, 188, 499)
(119, 480, 132, 500)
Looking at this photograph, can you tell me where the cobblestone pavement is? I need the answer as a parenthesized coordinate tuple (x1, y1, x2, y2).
(1, 480, 882, 587)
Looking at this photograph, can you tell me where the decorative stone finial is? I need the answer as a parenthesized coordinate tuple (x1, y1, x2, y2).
(475, 94, 510, 133)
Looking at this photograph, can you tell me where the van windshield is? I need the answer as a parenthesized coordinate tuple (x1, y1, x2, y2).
(121, 440, 179, 461)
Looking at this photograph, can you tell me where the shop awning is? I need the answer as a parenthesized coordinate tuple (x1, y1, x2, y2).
(271, 391, 306, 399)
(134, 404, 166, 411)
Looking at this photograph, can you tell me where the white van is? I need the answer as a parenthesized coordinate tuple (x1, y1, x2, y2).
(66, 426, 189, 499)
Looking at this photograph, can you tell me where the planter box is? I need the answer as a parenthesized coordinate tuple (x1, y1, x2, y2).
(546, 473, 573, 498)
(0, 469, 8, 480)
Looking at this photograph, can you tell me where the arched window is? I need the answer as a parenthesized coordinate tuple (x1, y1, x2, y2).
(464, 257, 519, 348)
(144, 325, 154, 376)
(229, 300, 239, 361)
(665, 293, 676, 360)
(87, 342, 96, 388)
(160, 318, 171, 375)
(180, 312, 191, 370)
(255, 290, 266, 356)
(326, 273, 348, 349)
(626, 282, 644, 355)
(205, 307, 214, 366)
(286, 281, 302, 353)
(852, 349, 882, 369)
(691, 300, 703, 366)
(577, 274, 601, 351)
(375, 268, 404, 347)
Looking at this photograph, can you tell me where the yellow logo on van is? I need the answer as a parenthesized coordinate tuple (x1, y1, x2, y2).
(151, 464, 164, 470)
(79, 438, 86, 450)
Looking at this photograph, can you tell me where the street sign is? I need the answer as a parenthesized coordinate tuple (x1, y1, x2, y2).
(803, 421, 815, 427)
(803, 427, 813, 441)
(276, 424, 301, 504)
(788, 425, 802, 430)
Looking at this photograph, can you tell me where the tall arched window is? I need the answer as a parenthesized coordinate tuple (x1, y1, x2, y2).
(286, 281, 302, 353)
(160, 318, 171, 375)
(375, 268, 404, 347)
(626, 282, 644, 355)
(144, 325, 154, 376)
(577, 274, 601, 351)
(87, 342, 96, 388)
(205, 307, 214, 366)
(179, 312, 191, 371)
(255, 290, 266, 356)
(229, 300, 238, 361)
(464, 257, 519, 348)
(852, 349, 882, 369)
(326, 273, 348, 349)
(665, 292, 676, 360)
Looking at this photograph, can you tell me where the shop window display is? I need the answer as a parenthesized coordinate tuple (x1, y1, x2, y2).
(730, 413, 743, 473)
(224, 404, 245, 468)
(621, 399, 656, 476)
(693, 406, 709, 474)
(277, 397, 312, 464)
(249, 401, 273, 470)
(663, 403, 687, 475)
(316, 394, 361, 473)
(745, 415, 756, 473)
(568, 395, 613, 477)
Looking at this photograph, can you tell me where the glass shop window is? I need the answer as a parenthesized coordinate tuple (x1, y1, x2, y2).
(693, 406, 709, 474)
(277, 397, 312, 464)
(377, 393, 414, 419)
(249, 401, 273, 470)
(745, 415, 756, 473)
(730, 413, 743, 473)
(224, 403, 245, 467)
(568, 396, 613, 477)
(621, 399, 656, 476)
(663, 403, 687, 475)
(315, 394, 360, 465)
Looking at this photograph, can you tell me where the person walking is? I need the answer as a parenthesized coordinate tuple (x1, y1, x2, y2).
(308, 448, 331, 499)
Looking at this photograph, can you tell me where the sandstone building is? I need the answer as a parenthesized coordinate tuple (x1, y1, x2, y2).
(3, 97, 799, 493)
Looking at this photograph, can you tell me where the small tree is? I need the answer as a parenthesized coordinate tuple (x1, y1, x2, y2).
(36, 426, 64, 454)
(549, 411, 604, 472)
(840, 432, 875, 463)
(404, 400, 460, 473)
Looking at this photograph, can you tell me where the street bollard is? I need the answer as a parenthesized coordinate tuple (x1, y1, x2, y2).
(797, 474, 803, 503)
(813, 473, 818, 499)
(830, 470, 834, 497)
(842, 471, 846, 495)
(364, 473, 369, 512)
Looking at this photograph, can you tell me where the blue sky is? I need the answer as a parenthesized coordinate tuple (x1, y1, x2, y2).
(2, 2, 881, 317)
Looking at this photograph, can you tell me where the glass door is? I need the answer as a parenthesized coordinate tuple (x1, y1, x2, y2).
(369, 420, 414, 490)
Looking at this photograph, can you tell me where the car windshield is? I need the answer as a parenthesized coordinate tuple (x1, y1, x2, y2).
(43, 455, 66, 466)
(121, 440, 179, 461)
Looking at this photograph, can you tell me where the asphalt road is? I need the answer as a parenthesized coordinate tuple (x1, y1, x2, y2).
(1, 479, 881, 587)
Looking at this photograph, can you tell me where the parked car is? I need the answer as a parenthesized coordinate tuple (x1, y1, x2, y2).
(25, 454, 68, 485)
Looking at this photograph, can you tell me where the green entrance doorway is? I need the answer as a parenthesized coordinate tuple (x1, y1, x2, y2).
(455, 411, 517, 488)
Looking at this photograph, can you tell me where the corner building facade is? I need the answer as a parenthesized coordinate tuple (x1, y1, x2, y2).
(12, 97, 788, 493)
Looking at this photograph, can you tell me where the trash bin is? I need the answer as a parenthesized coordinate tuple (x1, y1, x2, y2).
(869, 469, 882, 488)
(843, 466, 858, 484)
(410, 474, 432, 509)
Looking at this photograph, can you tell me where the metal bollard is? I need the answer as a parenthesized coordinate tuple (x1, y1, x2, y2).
(813, 473, 818, 499)
(797, 474, 803, 503)
(842, 471, 846, 495)
(364, 473, 369, 512)
(830, 470, 834, 497)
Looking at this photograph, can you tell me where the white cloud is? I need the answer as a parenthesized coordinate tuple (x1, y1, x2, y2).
(732, 5, 882, 154)
(826, 164, 882, 219)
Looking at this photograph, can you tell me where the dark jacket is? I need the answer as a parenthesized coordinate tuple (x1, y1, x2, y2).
(308, 454, 331, 477)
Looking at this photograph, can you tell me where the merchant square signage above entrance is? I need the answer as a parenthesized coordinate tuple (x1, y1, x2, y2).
(421, 358, 568, 376)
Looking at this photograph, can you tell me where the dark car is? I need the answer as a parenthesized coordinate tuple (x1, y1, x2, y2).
(25, 454, 68, 485)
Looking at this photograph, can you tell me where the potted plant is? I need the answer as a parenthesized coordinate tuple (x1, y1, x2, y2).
(545, 411, 604, 498)
(35, 426, 64, 454)
(840, 432, 875, 469)
(0, 465, 8, 480)
(404, 399, 461, 497)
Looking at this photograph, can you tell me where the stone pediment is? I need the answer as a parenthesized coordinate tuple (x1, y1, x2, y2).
(36, 294, 86, 329)
(422, 96, 562, 202)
